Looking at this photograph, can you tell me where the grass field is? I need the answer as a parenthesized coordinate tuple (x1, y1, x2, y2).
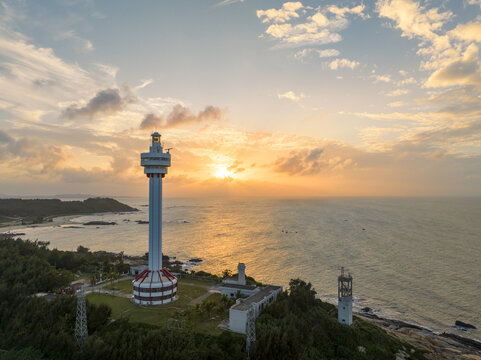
(104, 279, 133, 294)
(88, 278, 225, 334)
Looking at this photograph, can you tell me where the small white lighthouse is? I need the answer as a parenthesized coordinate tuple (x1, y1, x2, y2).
(132, 132, 178, 305)
(337, 267, 353, 325)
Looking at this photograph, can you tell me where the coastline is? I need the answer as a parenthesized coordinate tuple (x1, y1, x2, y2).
(358, 313, 481, 359)
(1, 215, 82, 230)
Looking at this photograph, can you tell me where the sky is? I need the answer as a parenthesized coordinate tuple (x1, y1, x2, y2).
(0, 0, 480, 198)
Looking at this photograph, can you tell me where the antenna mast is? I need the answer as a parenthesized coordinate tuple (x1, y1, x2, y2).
(246, 304, 256, 360)
(75, 286, 88, 346)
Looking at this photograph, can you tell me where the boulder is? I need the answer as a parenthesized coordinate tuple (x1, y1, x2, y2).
(455, 320, 477, 330)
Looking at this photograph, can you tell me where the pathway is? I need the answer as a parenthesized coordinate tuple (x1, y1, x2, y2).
(188, 289, 220, 306)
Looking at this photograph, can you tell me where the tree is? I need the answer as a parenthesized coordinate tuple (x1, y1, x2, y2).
(221, 269, 232, 278)
(77, 245, 90, 254)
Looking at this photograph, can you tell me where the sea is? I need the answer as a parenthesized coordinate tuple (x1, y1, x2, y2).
(4, 197, 481, 341)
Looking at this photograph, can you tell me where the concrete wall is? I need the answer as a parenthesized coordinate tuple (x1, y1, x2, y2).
(237, 263, 246, 285)
(338, 296, 353, 326)
(220, 286, 256, 298)
(229, 308, 247, 334)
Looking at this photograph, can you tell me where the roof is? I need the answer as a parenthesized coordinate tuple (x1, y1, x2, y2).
(220, 283, 256, 291)
(224, 274, 239, 282)
(231, 285, 282, 311)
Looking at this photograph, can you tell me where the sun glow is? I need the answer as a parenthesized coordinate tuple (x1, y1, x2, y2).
(214, 166, 234, 179)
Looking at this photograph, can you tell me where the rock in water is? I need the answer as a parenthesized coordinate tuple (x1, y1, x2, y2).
(83, 221, 117, 226)
(455, 320, 477, 330)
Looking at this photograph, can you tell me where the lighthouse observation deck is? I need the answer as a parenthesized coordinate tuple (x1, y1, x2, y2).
(140, 132, 171, 175)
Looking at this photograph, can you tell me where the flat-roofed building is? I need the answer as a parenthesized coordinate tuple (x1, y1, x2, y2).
(229, 285, 282, 334)
(220, 283, 257, 298)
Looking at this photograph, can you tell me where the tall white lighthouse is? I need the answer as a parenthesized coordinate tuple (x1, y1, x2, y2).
(132, 132, 178, 305)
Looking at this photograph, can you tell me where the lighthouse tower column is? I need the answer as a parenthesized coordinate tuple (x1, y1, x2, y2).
(149, 172, 163, 274)
(132, 132, 178, 305)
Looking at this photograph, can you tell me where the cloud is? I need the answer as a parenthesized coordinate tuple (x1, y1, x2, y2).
(388, 101, 407, 107)
(274, 148, 324, 175)
(397, 77, 416, 85)
(0, 130, 14, 143)
(0, 131, 67, 174)
(55, 30, 94, 53)
(376, 0, 452, 42)
(139, 105, 226, 130)
(227, 160, 245, 174)
(61, 88, 136, 120)
(273, 147, 356, 175)
(134, 79, 154, 91)
(0, 30, 98, 112)
(329, 58, 359, 70)
(425, 44, 481, 90)
(448, 22, 481, 43)
(214, 0, 245, 6)
(374, 74, 392, 83)
(387, 89, 410, 96)
(327, 4, 367, 19)
(257, 2, 303, 23)
(277, 90, 304, 102)
(257, 2, 365, 48)
(376, 0, 481, 91)
(139, 113, 162, 130)
(468, 0, 481, 9)
(294, 48, 340, 59)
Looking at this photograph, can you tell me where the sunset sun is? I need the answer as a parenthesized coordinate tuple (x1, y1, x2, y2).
(214, 166, 234, 179)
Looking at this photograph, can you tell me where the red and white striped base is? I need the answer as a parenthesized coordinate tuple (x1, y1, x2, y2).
(132, 268, 178, 305)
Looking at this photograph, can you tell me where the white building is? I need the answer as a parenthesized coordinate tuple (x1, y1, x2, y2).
(337, 267, 353, 326)
(223, 263, 246, 285)
(221, 283, 257, 298)
(132, 133, 178, 305)
(221, 263, 255, 298)
(229, 285, 282, 334)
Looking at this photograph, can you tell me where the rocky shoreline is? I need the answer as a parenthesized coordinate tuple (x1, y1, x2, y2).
(357, 313, 481, 359)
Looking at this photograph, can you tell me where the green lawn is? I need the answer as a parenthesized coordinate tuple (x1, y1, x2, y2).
(104, 279, 133, 293)
(178, 278, 217, 287)
(87, 279, 222, 333)
(87, 293, 178, 326)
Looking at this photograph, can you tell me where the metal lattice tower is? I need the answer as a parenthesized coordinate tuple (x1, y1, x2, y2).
(75, 286, 88, 346)
(246, 304, 256, 360)
(338, 267, 353, 299)
(167, 318, 184, 331)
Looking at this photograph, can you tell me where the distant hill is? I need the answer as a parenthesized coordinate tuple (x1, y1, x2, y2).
(0, 197, 137, 225)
